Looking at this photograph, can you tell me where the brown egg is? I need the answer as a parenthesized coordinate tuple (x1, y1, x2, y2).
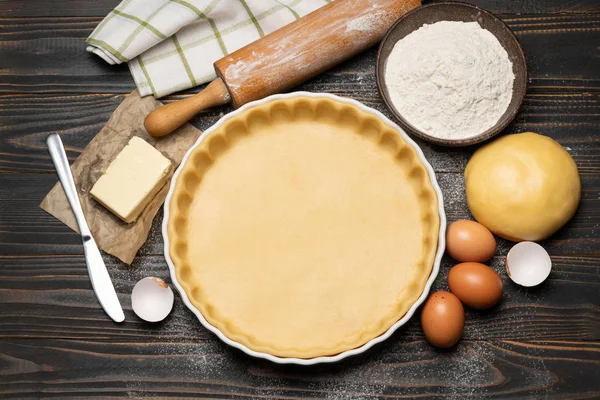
(446, 220, 496, 262)
(420, 291, 464, 348)
(448, 262, 503, 309)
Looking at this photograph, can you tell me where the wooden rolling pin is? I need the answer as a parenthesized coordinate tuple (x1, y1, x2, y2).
(145, 0, 421, 137)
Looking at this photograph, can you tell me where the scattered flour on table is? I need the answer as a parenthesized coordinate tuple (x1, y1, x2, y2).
(345, 11, 389, 32)
(384, 21, 515, 139)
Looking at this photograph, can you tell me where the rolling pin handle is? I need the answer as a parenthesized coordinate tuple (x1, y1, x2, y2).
(144, 78, 231, 137)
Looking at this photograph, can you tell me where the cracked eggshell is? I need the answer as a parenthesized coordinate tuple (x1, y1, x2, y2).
(506, 242, 552, 287)
(131, 277, 174, 322)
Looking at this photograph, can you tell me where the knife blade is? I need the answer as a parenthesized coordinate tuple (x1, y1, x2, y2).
(46, 133, 125, 323)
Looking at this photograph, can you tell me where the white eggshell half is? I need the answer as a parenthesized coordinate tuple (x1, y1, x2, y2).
(131, 277, 174, 322)
(506, 241, 552, 287)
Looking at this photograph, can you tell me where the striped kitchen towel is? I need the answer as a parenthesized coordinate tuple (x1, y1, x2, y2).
(86, 0, 330, 98)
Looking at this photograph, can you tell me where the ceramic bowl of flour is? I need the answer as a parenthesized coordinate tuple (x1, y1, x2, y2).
(376, 2, 527, 147)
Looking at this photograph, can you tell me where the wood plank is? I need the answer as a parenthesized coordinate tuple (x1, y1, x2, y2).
(0, 16, 102, 39)
(0, 14, 599, 93)
(1, 0, 598, 18)
(0, 1, 116, 18)
(0, 253, 598, 342)
(1, 90, 598, 174)
(1, 173, 598, 256)
(0, 338, 598, 398)
(0, 93, 228, 173)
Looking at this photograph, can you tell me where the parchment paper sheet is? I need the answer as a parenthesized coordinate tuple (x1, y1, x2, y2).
(40, 90, 201, 264)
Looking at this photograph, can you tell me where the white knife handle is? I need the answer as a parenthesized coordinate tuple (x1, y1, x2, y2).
(46, 134, 125, 323)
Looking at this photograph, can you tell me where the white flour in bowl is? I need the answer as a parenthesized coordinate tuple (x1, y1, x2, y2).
(384, 21, 515, 140)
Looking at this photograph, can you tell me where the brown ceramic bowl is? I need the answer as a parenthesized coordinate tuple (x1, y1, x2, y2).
(376, 2, 527, 147)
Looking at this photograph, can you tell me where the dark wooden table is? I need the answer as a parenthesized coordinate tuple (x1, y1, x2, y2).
(1, 0, 599, 398)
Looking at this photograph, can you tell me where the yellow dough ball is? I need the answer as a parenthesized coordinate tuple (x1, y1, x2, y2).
(464, 132, 580, 242)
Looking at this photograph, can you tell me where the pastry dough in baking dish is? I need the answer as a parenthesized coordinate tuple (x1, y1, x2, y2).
(167, 96, 440, 358)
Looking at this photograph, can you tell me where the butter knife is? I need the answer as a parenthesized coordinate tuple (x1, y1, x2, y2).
(47, 134, 125, 323)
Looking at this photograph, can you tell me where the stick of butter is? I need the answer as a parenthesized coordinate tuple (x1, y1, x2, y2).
(90, 136, 172, 223)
